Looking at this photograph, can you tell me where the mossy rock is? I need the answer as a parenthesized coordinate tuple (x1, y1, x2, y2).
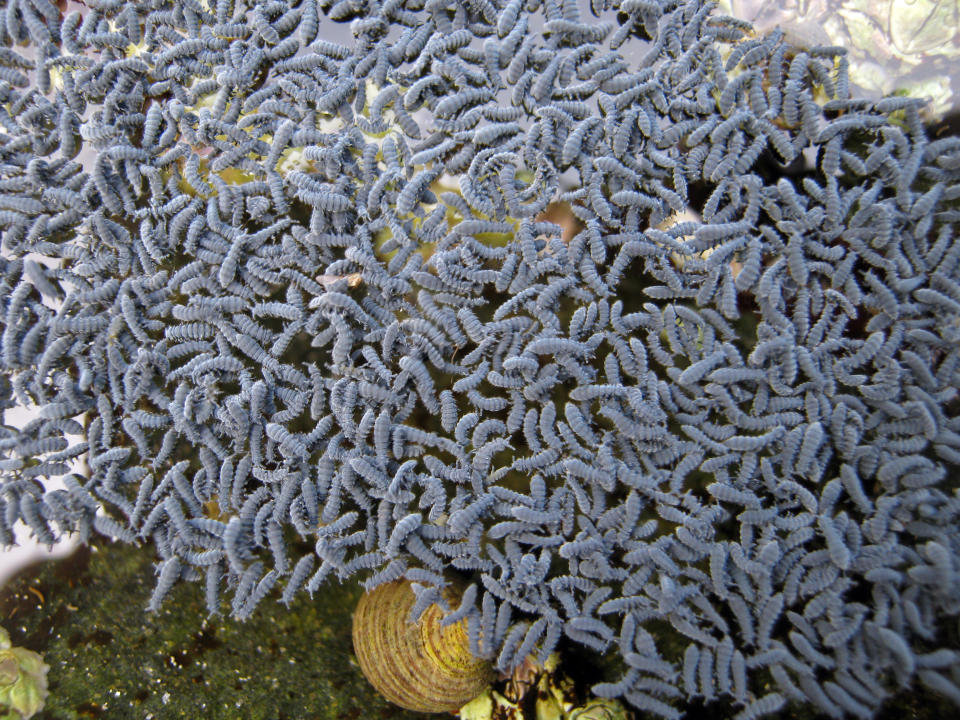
(0, 541, 956, 720)
(0, 542, 423, 720)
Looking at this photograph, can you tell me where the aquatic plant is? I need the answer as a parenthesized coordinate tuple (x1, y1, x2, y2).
(0, 626, 47, 720)
(0, 0, 959, 717)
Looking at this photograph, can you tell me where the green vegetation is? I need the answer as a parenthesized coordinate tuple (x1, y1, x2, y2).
(0, 543, 420, 720)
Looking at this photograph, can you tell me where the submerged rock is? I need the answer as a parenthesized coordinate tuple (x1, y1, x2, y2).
(0, 542, 421, 720)
(0, 540, 956, 719)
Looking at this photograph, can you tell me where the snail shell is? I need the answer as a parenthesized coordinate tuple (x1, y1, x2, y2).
(352, 579, 493, 714)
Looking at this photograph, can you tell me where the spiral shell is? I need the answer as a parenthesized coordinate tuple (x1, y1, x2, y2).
(352, 580, 493, 714)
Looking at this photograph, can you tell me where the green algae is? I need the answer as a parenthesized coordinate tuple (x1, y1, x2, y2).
(0, 541, 956, 720)
(0, 543, 422, 720)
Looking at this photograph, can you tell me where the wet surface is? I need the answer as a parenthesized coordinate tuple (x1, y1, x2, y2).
(0, 542, 955, 720)
(0, 543, 423, 720)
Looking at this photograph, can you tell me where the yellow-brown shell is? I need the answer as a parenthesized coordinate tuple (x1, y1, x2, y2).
(352, 579, 494, 714)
